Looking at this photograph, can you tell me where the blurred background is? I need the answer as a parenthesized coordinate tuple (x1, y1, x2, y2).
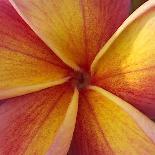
(131, 0, 148, 12)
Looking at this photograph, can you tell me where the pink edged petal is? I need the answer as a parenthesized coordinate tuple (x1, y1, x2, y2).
(91, 0, 155, 119)
(68, 86, 155, 155)
(0, 83, 79, 155)
(47, 88, 78, 155)
(10, 0, 130, 70)
(0, 0, 71, 99)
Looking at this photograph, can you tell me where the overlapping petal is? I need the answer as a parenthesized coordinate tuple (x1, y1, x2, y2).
(0, 83, 78, 155)
(69, 86, 155, 155)
(10, 0, 130, 70)
(0, 0, 71, 99)
(91, 0, 155, 119)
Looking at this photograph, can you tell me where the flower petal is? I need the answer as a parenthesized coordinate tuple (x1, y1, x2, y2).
(0, 83, 78, 155)
(69, 86, 155, 155)
(0, 0, 71, 99)
(91, 0, 155, 119)
(10, 0, 130, 70)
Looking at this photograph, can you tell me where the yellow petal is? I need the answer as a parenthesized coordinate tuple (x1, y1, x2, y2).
(91, 0, 155, 119)
(0, 83, 78, 155)
(69, 86, 155, 155)
(0, 0, 71, 99)
(10, 0, 130, 70)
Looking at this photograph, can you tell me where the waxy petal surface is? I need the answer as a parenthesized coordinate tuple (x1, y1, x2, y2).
(92, 1, 155, 119)
(0, 0, 71, 99)
(10, 0, 130, 70)
(69, 86, 155, 155)
(0, 83, 78, 155)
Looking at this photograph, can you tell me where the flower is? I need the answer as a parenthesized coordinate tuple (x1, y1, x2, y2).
(0, 0, 155, 154)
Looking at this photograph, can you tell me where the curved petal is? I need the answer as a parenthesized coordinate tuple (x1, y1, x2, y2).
(0, 83, 78, 155)
(0, 0, 71, 99)
(68, 86, 155, 155)
(47, 88, 78, 155)
(10, 0, 130, 70)
(91, 0, 155, 119)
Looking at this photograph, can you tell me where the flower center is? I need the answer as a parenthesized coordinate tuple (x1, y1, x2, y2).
(72, 71, 90, 90)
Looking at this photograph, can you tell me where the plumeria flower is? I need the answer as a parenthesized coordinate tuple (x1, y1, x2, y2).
(0, 0, 155, 154)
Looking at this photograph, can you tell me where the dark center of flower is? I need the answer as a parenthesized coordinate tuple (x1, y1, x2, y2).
(72, 71, 90, 90)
